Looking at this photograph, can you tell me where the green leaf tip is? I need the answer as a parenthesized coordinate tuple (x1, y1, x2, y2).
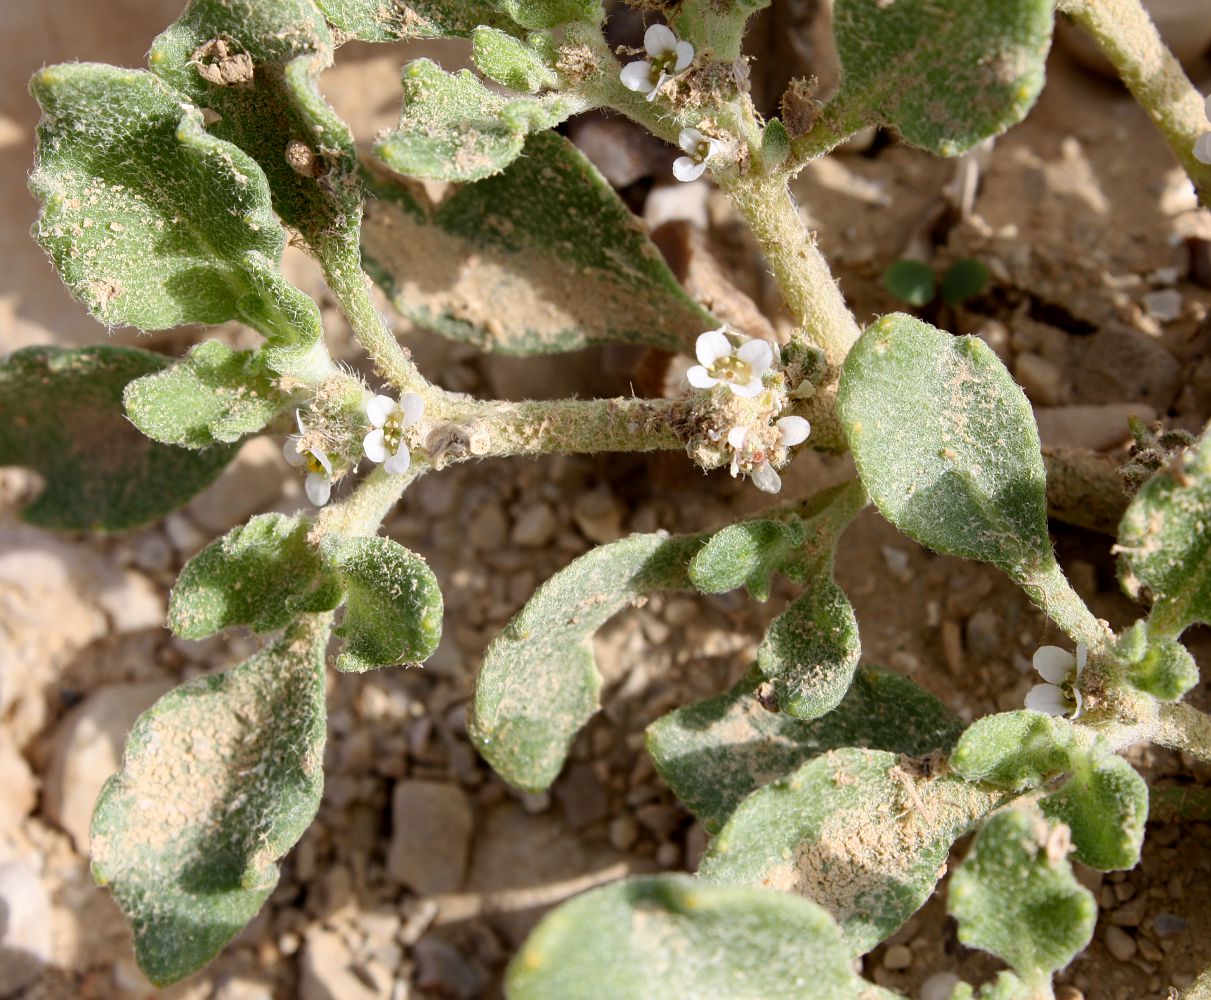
(473, 26, 558, 91)
(90, 621, 328, 985)
(0, 345, 236, 532)
(507, 874, 894, 1000)
(949, 808, 1096, 983)
(950, 710, 1076, 792)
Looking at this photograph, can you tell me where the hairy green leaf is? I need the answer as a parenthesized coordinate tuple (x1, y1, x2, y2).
(315, 0, 513, 39)
(647, 663, 964, 833)
(689, 518, 805, 601)
(838, 314, 1054, 583)
(326, 535, 444, 671)
(699, 748, 999, 955)
(363, 131, 715, 354)
(1040, 742, 1148, 871)
(883, 259, 936, 307)
(169, 514, 341, 638)
(833, 0, 1053, 156)
(1117, 431, 1211, 637)
(376, 59, 573, 182)
(1114, 621, 1199, 701)
(91, 620, 328, 985)
(470, 532, 703, 791)
(0, 346, 235, 532)
(507, 875, 896, 1000)
(493, 0, 600, 30)
(949, 711, 1075, 792)
(940, 259, 990, 306)
(124, 340, 288, 448)
(473, 26, 557, 91)
(149, 0, 360, 255)
(949, 808, 1096, 983)
(761, 118, 791, 169)
(671, 0, 771, 63)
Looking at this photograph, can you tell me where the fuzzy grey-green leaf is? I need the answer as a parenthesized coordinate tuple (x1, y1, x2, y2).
(470, 532, 702, 791)
(169, 514, 342, 639)
(0, 346, 235, 532)
(315, 0, 513, 39)
(90, 620, 328, 985)
(689, 518, 804, 600)
(838, 314, 1053, 582)
(492, 0, 600, 29)
(699, 748, 999, 954)
(473, 26, 557, 91)
(833, 0, 1053, 156)
(362, 131, 715, 354)
(327, 535, 443, 671)
(1040, 742, 1148, 871)
(949, 710, 1075, 792)
(1117, 431, 1211, 637)
(124, 340, 288, 448)
(949, 808, 1096, 983)
(507, 875, 896, 1000)
(647, 663, 964, 833)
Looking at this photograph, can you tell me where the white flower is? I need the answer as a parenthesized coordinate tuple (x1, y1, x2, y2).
(687, 327, 774, 398)
(725, 416, 811, 494)
(673, 127, 720, 182)
(363, 392, 424, 476)
(620, 24, 694, 103)
(283, 410, 335, 506)
(1025, 643, 1087, 719)
(1195, 94, 1211, 164)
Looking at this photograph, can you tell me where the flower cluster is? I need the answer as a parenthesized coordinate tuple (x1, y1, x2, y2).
(687, 327, 773, 398)
(726, 416, 810, 494)
(620, 24, 693, 103)
(1196, 93, 1211, 165)
(363, 392, 424, 475)
(673, 127, 719, 182)
(1026, 643, 1086, 719)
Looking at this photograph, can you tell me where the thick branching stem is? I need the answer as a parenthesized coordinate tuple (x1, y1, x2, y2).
(1019, 560, 1112, 651)
(721, 173, 862, 367)
(1155, 701, 1211, 763)
(1060, 0, 1211, 205)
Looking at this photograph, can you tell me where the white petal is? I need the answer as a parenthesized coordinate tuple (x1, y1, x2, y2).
(705, 137, 722, 158)
(1033, 645, 1075, 684)
(751, 461, 782, 494)
(1205, 93, 1211, 120)
(1075, 642, 1088, 675)
(644, 23, 677, 56)
(777, 416, 811, 447)
(363, 428, 388, 463)
(679, 127, 705, 154)
(726, 425, 748, 449)
(366, 394, 396, 427)
(305, 473, 331, 506)
(400, 392, 425, 426)
(1025, 683, 1068, 716)
(645, 72, 668, 102)
(686, 365, 718, 389)
(695, 328, 732, 366)
(315, 450, 333, 476)
(283, 435, 306, 467)
(620, 60, 653, 93)
(1195, 133, 1211, 165)
(1071, 688, 1084, 720)
(384, 447, 411, 476)
(737, 337, 774, 376)
(672, 156, 707, 182)
(728, 376, 765, 398)
(673, 39, 694, 72)
(294, 409, 308, 435)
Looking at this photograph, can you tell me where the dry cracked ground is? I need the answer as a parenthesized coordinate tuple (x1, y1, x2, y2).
(3, 3, 1211, 1000)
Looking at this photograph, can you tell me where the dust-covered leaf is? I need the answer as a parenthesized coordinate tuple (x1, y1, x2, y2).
(1114, 621, 1199, 702)
(832, 0, 1053, 156)
(363, 131, 715, 354)
(149, 0, 360, 254)
(507, 874, 896, 1000)
(169, 514, 341, 638)
(647, 664, 964, 833)
(470, 532, 703, 791)
(950, 808, 1095, 983)
(325, 535, 443, 671)
(698, 748, 1000, 955)
(472, 26, 558, 91)
(315, 0, 513, 39)
(124, 340, 289, 448)
(493, 0, 601, 30)
(1117, 430, 1211, 637)
(838, 314, 1054, 583)
(949, 710, 1075, 792)
(689, 518, 805, 601)
(90, 620, 328, 985)
(0, 346, 235, 532)
(375, 59, 574, 182)
(1039, 741, 1148, 871)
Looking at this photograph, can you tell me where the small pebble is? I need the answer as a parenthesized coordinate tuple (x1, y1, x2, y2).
(1104, 925, 1137, 961)
(882, 944, 912, 971)
(1153, 912, 1187, 936)
(608, 816, 639, 851)
(1055, 987, 1085, 1000)
(919, 972, 961, 1000)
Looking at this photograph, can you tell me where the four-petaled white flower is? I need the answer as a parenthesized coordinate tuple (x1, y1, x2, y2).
(725, 416, 810, 494)
(1195, 94, 1211, 165)
(687, 327, 774, 398)
(673, 127, 720, 182)
(620, 24, 694, 103)
(1026, 643, 1087, 719)
(283, 410, 335, 507)
(363, 392, 424, 475)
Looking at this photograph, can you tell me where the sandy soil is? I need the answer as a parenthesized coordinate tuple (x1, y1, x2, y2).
(2, 3, 1211, 1000)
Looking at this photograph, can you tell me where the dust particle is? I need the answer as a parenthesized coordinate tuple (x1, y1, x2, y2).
(191, 38, 255, 87)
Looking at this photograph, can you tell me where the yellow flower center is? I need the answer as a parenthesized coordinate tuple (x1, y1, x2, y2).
(709, 356, 752, 384)
(305, 453, 327, 475)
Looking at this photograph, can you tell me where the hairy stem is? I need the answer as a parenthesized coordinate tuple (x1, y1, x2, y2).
(1018, 559, 1111, 651)
(1060, 0, 1211, 206)
(314, 464, 422, 540)
(1155, 701, 1211, 763)
(786, 97, 867, 174)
